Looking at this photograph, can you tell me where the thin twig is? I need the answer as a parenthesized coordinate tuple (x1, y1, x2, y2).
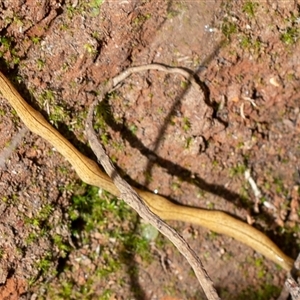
(85, 64, 220, 300)
(0, 127, 28, 169)
(280, 254, 300, 300)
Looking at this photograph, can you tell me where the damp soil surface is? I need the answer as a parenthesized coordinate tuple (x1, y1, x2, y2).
(0, 1, 300, 299)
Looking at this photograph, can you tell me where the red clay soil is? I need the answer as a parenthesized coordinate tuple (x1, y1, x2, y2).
(0, 1, 299, 299)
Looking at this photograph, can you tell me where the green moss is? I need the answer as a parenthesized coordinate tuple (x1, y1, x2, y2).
(36, 58, 45, 70)
(235, 284, 280, 300)
(182, 116, 191, 132)
(221, 19, 237, 39)
(133, 13, 151, 27)
(36, 252, 53, 273)
(0, 35, 21, 66)
(242, 2, 259, 18)
(88, 0, 103, 17)
(171, 181, 181, 191)
(180, 80, 188, 89)
(31, 36, 41, 44)
(281, 27, 299, 45)
(184, 136, 192, 149)
(83, 43, 97, 55)
(229, 163, 247, 177)
(129, 124, 138, 135)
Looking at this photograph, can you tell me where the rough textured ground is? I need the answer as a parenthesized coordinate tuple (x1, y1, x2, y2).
(0, 1, 299, 299)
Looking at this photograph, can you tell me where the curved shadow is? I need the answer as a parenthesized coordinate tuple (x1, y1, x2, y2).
(95, 62, 296, 259)
(119, 217, 148, 300)
(100, 85, 243, 209)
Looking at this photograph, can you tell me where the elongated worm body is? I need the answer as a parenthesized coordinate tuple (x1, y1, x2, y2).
(0, 71, 294, 271)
